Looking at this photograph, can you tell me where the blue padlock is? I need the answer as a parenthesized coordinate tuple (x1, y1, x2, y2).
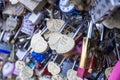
(58, 0, 79, 15)
(31, 51, 46, 62)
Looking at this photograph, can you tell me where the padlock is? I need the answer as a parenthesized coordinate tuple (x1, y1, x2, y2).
(69, 0, 92, 11)
(48, 17, 86, 54)
(46, 19, 65, 32)
(89, 0, 120, 23)
(2, 62, 15, 77)
(0, 15, 18, 42)
(48, 55, 66, 75)
(5, 15, 18, 31)
(103, 9, 120, 29)
(18, 0, 47, 13)
(37, 54, 58, 76)
(15, 60, 34, 78)
(77, 20, 93, 78)
(2, 3, 25, 17)
(58, 0, 79, 14)
(67, 56, 83, 80)
(30, 29, 48, 53)
(21, 13, 35, 35)
(28, 12, 43, 25)
(16, 48, 31, 60)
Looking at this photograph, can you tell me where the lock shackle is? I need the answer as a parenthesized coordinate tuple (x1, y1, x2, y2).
(43, 54, 58, 70)
(87, 20, 93, 38)
(59, 19, 70, 33)
(72, 20, 86, 39)
(58, 57, 66, 66)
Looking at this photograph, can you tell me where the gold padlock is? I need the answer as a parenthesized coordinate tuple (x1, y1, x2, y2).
(77, 20, 93, 78)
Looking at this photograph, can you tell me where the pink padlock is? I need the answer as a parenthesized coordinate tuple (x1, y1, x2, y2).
(108, 61, 120, 80)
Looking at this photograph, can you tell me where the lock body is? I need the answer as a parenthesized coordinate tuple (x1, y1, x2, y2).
(90, 0, 120, 23)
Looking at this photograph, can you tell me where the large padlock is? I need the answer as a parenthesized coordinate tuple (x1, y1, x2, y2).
(89, 0, 120, 23)
(48, 17, 87, 54)
(77, 20, 93, 78)
(103, 8, 120, 29)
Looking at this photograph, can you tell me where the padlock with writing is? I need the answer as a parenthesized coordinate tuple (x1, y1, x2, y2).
(15, 60, 34, 78)
(48, 55, 66, 75)
(48, 17, 86, 54)
(37, 54, 58, 76)
(67, 56, 83, 80)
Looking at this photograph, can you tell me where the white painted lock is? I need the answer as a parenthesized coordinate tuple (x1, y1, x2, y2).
(47, 19, 65, 32)
(48, 32, 75, 54)
(48, 62, 61, 75)
(2, 62, 15, 77)
(31, 31, 48, 53)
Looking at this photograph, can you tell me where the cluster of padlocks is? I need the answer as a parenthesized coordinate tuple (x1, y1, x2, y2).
(0, 0, 120, 80)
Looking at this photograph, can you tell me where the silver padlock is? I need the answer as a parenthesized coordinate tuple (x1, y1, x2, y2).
(89, 0, 120, 23)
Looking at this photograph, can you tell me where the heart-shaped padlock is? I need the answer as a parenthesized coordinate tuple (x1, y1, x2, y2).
(2, 62, 15, 77)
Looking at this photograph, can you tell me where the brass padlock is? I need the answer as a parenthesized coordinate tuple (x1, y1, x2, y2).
(77, 20, 93, 78)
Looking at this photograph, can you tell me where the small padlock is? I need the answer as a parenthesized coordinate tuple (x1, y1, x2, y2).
(2, 62, 15, 77)
(21, 13, 35, 35)
(48, 55, 66, 75)
(67, 56, 83, 80)
(69, 0, 92, 11)
(15, 60, 34, 78)
(58, 0, 79, 14)
(37, 54, 57, 76)
(28, 12, 43, 25)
